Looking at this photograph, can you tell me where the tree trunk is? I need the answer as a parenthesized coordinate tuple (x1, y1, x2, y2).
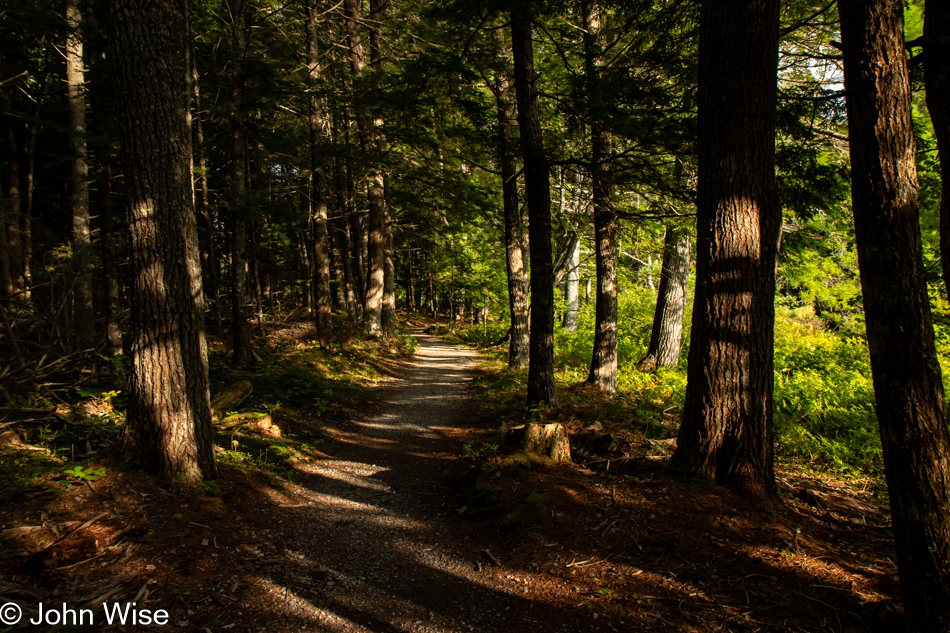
(96, 134, 123, 387)
(230, 0, 251, 367)
(925, 3, 950, 298)
(108, 0, 217, 482)
(563, 235, 580, 331)
(305, 0, 332, 346)
(493, 28, 530, 369)
(583, 0, 618, 394)
(1, 125, 17, 299)
(639, 226, 690, 372)
(21, 98, 37, 306)
(503, 423, 571, 463)
(668, 0, 781, 501)
(67, 0, 95, 348)
(332, 105, 360, 321)
(185, 0, 222, 337)
(840, 1, 950, 629)
(343, 0, 385, 338)
(369, 0, 396, 334)
(511, 2, 556, 407)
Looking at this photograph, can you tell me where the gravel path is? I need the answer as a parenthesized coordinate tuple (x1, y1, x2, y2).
(244, 331, 607, 633)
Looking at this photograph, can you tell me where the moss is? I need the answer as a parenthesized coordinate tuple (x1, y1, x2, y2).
(202, 480, 224, 497)
(501, 490, 550, 531)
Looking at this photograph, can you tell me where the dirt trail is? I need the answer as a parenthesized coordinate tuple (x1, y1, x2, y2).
(244, 330, 601, 633)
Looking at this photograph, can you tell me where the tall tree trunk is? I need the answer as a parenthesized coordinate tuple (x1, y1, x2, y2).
(668, 0, 781, 501)
(925, 2, 950, 298)
(230, 0, 252, 367)
(840, 1, 950, 629)
(90, 64, 123, 386)
(97, 148, 123, 386)
(67, 0, 95, 347)
(108, 0, 217, 482)
(493, 28, 530, 369)
(330, 234, 345, 310)
(305, 0, 332, 346)
(339, 105, 366, 315)
(18, 98, 38, 306)
(1, 125, 17, 299)
(343, 0, 385, 338)
(583, 0, 618, 393)
(511, 2, 556, 407)
(638, 226, 690, 372)
(369, 0, 396, 334)
(332, 106, 360, 321)
(563, 234, 580, 331)
(185, 0, 222, 337)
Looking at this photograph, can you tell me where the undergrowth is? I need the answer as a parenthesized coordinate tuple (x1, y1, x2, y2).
(448, 281, 950, 497)
(0, 317, 417, 494)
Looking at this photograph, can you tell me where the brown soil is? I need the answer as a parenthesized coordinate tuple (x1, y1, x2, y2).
(0, 329, 902, 632)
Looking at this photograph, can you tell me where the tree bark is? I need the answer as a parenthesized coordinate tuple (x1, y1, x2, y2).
(332, 105, 360, 321)
(230, 0, 251, 367)
(185, 0, 222, 337)
(668, 0, 780, 501)
(1, 125, 17, 299)
(511, 2, 556, 407)
(639, 226, 690, 372)
(493, 28, 530, 369)
(583, 0, 618, 394)
(67, 0, 95, 348)
(369, 0, 396, 334)
(94, 125, 123, 387)
(840, 1, 950, 630)
(108, 0, 217, 482)
(305, 0, 332, 346)
(924, 2, 950, 298)
(343, 0, 385, 338)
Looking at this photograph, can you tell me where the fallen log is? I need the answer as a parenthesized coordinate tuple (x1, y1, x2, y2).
(210, 380, 253, 423)
(796, 488, 887, 516)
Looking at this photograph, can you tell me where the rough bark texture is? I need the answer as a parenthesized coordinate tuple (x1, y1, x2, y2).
(95, 138, 123, 387)
(493, 29, 530, 369)
(511, 2, 556, 407)
(185, 1, 222, 337)
(924, 2, 950, 298)
(369, 0, 396, 335)
(230, 0, 251, 367)
(344, 0, 385, 338)
(305, 0, 332, 347)
(332, 105, 361, 322)
(639, 226, 690, 372)
(1, 124, 18, 299)
(669, 0, 780, 501)
(583, 0, 618, 394)
(108, 0, 217, 482)
(503, 423, 572, 463)
(66, 0, 94, 347)
(839, 1, 950, 630)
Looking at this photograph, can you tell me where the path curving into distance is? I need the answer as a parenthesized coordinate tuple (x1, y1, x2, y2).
(241, 330, 612, 633)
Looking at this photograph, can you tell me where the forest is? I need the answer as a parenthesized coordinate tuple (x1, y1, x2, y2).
(1, 0, 949, 631)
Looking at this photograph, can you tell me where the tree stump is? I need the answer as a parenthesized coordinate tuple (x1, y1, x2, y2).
(210, 380, 253, 423)
(503, 423, 572, 463)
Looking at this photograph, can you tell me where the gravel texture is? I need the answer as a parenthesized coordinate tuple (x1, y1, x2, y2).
(239, 331, 591, 633)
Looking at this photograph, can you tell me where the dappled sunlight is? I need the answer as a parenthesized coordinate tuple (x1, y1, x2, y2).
(305, 459, 393, 493)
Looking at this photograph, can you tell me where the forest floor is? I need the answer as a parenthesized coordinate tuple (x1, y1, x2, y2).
(0, 322, 904, 632)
